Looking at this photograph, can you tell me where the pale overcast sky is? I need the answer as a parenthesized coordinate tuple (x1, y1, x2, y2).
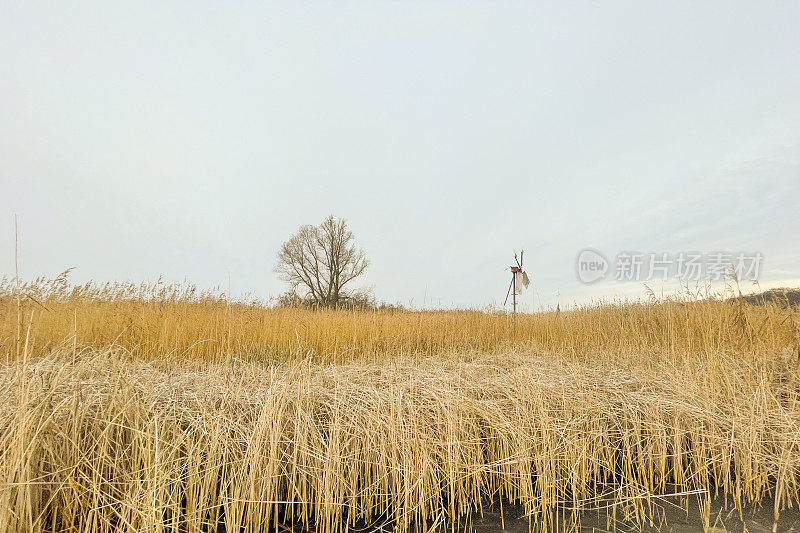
(2, 2, 799, 310)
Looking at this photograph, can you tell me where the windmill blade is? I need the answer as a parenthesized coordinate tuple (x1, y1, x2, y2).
(520, 250, 524, 268)
(514, 251, 522, 270)
(521, 271, 530, 288)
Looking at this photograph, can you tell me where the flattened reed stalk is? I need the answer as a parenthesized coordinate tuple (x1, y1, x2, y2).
(2, 348, 800, 532)
(0, 276, 797, 363)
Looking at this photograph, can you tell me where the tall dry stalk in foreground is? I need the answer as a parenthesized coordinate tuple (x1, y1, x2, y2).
(2, 347, 800, 532)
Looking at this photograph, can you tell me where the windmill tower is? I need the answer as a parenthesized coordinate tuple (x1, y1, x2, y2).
(504, 250, 530, 315)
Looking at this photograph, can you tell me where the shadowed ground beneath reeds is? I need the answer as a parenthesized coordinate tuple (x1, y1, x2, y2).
(267, 497, 800, 532)
(2, 347, 800, 532)
(469, 497, 800, 532)
(467, 500, 800, 532)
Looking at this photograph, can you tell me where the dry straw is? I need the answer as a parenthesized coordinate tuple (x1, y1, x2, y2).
(0, 276, 796, 363)
(0, 276, 799, 532)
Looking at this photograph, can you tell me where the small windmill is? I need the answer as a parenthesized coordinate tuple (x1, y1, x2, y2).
(504, 250, 530, 315)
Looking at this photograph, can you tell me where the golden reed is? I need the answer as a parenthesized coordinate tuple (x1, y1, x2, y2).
(1, 276, 798, 532)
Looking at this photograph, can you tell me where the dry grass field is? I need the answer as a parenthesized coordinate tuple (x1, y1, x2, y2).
(2, 276, 800, 532)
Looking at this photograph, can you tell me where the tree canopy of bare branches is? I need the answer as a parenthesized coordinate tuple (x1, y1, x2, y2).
(275, 215, 369, 307)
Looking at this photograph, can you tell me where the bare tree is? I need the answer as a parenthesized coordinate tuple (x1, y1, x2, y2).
(275, 215, 370, 307)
